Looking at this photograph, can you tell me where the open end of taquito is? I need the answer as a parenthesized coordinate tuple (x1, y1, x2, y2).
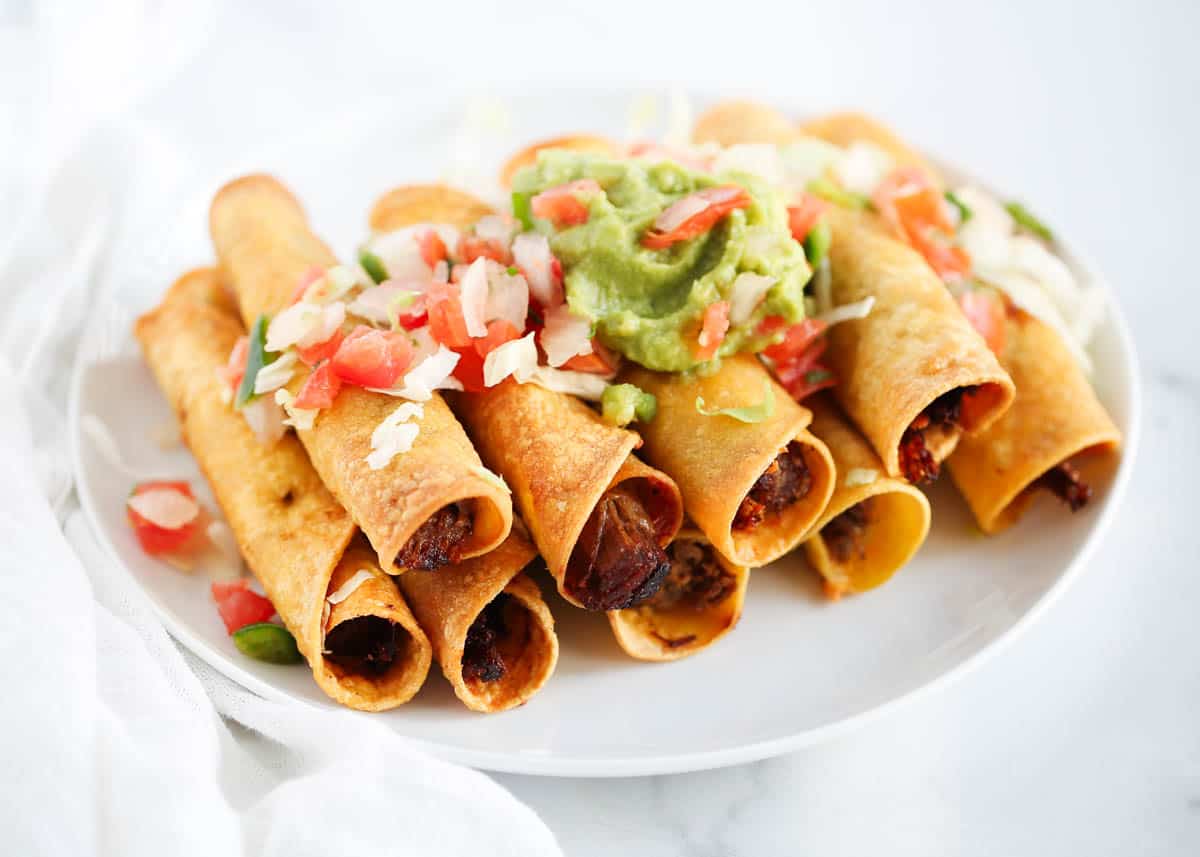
(135, 268, 431, 711)
(623, 355, 835, 568)
(948, 310, 1121, 534)
(608, 528, 748, 661)
(398, 531, 558, 712)
(210, 173, 513, 572)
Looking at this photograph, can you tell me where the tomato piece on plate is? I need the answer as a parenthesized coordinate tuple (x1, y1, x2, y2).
(531, 179, 602, 227)
(211, 580, 276, 635)
(642, 186, 751, 250)
(561, 339, 619, 374)
(472, 319, 522, 358)
(695, 301, 730, 361)
(295, 329, 344, 367)
(127, 481, 200, 556)
(415, 228, 448, 268)
(958, 289, 1007, 355)
(426, 282, 473, 348)
(330, 326, 414, 389)
(786, 193, 830, 243)
(293, 360, 343, 409)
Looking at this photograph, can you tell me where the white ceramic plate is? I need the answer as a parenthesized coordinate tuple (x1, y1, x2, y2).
(69, 91, 1140, 777)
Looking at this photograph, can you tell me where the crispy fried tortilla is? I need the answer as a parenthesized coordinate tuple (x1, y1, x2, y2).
(398, 528, 557, 712)
(802, 394, 931, 596)
(210, 174, 511, 572)
(135, 268, 431, 711)
(498, 134, 617, 188)
(622, 355, 835, 567)
(608, 527, 748, 662)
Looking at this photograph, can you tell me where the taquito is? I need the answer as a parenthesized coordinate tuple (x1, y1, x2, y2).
(622, 355, 835, 568)
(802, 394, 931, 597)
(694, 102, 1016, 484)
(210, 174, 512, 573)
(499, 134, 617, 188)
(608, 528, 748, 662)
(398, 528, 557, 712)
(368, 187, 685, 612)
(135, 268, 431, 711)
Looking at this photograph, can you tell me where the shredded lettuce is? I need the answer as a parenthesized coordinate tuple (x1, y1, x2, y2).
(696, 379, 775, 423)
(601, 383, 657, 426)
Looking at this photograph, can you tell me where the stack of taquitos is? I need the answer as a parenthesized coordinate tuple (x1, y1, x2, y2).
(135, 268, 432, 711)
(210, 175, 513, 574)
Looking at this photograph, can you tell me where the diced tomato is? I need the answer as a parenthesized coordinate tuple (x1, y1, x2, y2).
(472, 319, 522, 358)
(293, 360, 342, 409)
(415, 229, 448, 268)
(330, 326, 414, 389)
(457, 234, 512, 266)
(218, 336, 249, 392)
(531, 179, 602, 227)
(295, 329, 344, 367)
(786, 193, 830, 243)
(781, 365, 838, 401)
(396, 310, 429, 331)
(872, 166, 971, 281)
(127, 481, 199, 556)
(450, 346, 487, 393)
(871, 167, 940, 235)
(288, 266, 327, 305)
(958, 290, 1007, 355)
(642, 185, 752, 250)
(695, 301, 730, 361)
(211, 580, 276, 635)
(561, 339, 619, 374)
(762, 318, 834, 400)
(908, 228, 973, 282)
(762, 318, 827, 365)
(425, 282, 473, 348)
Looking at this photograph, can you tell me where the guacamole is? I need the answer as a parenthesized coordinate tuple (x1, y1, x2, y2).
(511, 150, 811, 373)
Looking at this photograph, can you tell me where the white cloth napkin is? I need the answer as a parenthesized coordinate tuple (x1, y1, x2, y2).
(0, 4, 560, 855)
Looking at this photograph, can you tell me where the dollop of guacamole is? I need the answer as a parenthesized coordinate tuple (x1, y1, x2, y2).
(512, 150, 811, 372)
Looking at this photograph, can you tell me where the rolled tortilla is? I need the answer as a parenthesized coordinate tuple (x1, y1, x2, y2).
(622, 355, 836, 567)
(608, 527, 748, 662)
(498, 134, 617, 189)
(692, 99, 799, 148)
(369, 186, 684, 611)
(135, 268, 432, 711)
(948, 309, 1121, 533)
(398, 528, 558, 712)
(210, 174, 512, 572)
(802, 394, 931, 597)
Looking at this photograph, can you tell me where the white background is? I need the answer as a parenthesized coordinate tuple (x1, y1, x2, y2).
(5, 0, 1198, 853)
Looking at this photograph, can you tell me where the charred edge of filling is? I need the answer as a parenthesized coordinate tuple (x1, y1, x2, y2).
(564, 484, 671, 611)
(1035, 461, 1092, 511)
(733, 442, 813, 531)
(822, 502, 870, 564)
(462, 593, 511, 684)
(394, 502, 474, 570)
(646, 539, 738, 613)
(325, 616, 406, 677)
(898, 387, 973, 484)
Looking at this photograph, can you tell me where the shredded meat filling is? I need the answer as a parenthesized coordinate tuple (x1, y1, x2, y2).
(733, 443, 813, 530)
(394, 502, 473, 570)
(325, 616, 404, 677)
(647, 539, 737, 612)
(462, 593, 510, 683)
(1036, 462, 1092, 511)
(822, 503, 869, 564)
(898, 388, 970, 484)
(565, 484, 670, 611)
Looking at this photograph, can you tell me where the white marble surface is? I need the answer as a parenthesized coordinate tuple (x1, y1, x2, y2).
(12, 0, 1199, 852)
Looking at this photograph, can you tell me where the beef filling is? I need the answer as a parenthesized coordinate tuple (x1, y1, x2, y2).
(462, 594, 511, 683)
(1035, 462, 1092, 511)
(648, 539, 737, 612)
(822, 502, 869, 564)
(325, 616, 405, 677)
(733, 443, 813, 531)
(898, 387, 973, 484)
(394, 502, 473, 570)
(564, 484, 670, 611)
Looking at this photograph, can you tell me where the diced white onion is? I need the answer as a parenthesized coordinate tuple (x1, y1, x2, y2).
(474, 215, 518, 249)
(366, 402, 424, 470)
(654, 193, 711, 233)
(529, 366, 608, 401)
(459, 258, 489, 338)
(365, 228, 432, 283)
(728, 272, 776, 324)
(485, 262, 530, 331)
(266, 301, 345, 352)
(511, 233, 561, 306)
(816, 296, 875, 327)
(242, 395, 287, 444)
(347, 284, 417, 327)
(327, 569, 376, 606)
(253, 351, 298, 395)
(303, 265, 360, 304)
(204, 521, 244, 582)
(275, 389, 317, 431)
(843, 468, 879, 488)
(833, 141, 896, 197)
(127, 488, 200, 530)
(371, 345, 461, 401)
(483, 332, 538, 387)
(539, 304, 593, 367)
(711, 143, 782, 185)
(777, 136, 845, 188)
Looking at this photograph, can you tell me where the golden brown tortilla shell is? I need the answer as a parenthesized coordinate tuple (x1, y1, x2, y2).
(622, 355, 835, 567)
(948, 310, 1121, 533)
(135, 268, 431, 711)
(398, 530, 558, 712)
(692, 100, 799, 147)
(368, 184, 497, 234)
(209, 174, 511, 571)
(498, 134, 618, 188)
(608, 528, 748, 662)
(802, 394, 931, 596)
(798, 112, 942, 181)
